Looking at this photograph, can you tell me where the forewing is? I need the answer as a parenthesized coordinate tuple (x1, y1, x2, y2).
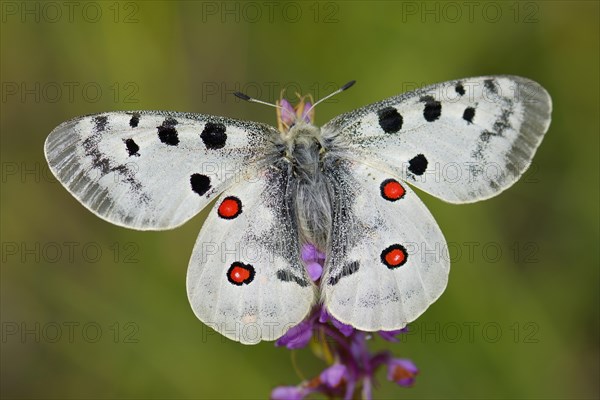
(44, 111, 277, 229)
(186, 164, 316, 344)
(323, 161, 449, 331)
(323, 76, 552, 203)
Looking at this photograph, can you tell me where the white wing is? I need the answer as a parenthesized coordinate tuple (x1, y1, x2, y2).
(323, 75, 552, 203)
(323, 160, 449, 331)
(187, 164, 316, 344)
(44, 111, 277, 229)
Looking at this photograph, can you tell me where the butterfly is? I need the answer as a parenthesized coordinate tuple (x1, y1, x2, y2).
(45, 76, 552, 344)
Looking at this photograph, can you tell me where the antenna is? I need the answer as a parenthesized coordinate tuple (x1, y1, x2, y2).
(234, 80, 356, 122)
(303, 80, 356, 117)
(234, 91, 295, 120)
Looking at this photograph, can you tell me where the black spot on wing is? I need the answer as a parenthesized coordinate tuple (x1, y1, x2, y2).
(93, 115, 108, 132)
(408, 154, 428, 176)
(276, 270, 309, 287)
(420, 95, 442, 122)
(190, 173, 211, 196)
(455, 83, 465, 96)
(200, 122, 227, 149)
(327, 261, 359, 286)
(377, 107, 403, 133)
(158, 126, 178, 145)
(484, 79, 497, 94)
(129, 113, 140, 128)
(124, 138, 140, 156)
(463, 107, 476, 123)
(157, 118, 179, 146)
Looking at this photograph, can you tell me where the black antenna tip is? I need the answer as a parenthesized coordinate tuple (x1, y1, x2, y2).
(234, 91, 251, 101)
(341, 80, 356, 91)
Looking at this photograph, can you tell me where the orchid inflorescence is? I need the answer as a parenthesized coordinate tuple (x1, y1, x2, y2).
(271, 244, 418, 400)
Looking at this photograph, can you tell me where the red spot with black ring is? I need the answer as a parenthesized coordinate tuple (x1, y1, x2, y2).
(218, 196, 242, 219)
(227, 262, 255, 285)
(381, 244, 408, 269)
(380, 179, 406, 201)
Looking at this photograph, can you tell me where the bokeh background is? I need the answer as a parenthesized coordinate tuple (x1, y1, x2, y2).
(1, 1, 598, 399)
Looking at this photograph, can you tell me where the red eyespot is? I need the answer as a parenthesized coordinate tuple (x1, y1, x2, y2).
(218, 196, 242, 219)
(227, 262, 255, 285)
(381, 244, 408, 269)
(380, 179, 406, 201)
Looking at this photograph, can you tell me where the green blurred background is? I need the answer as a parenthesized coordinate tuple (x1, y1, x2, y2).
(1, 1, 598, 399)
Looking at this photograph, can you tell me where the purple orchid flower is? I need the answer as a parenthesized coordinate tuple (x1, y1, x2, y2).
(386, 358, 419, 387)
(271, 243, 418, 399)
(275, 313, 315, 350)
(279, 98, 296, 126)
(319, 363, 348, 388)
(319, 307, 354, 337)
(378, 327, 409, 342)
(301, 101, 313, 123)
(271, 385, 308, 400)
(302, 243, 324, 281)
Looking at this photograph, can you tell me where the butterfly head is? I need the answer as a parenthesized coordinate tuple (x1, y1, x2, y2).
(233, 80, 356, 157)
(275, 93, 323, 158)
(234, 80, 355, 137)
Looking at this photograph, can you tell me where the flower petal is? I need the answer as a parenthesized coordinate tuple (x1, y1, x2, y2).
(331, 318, 354, 337)
(318, 307, 330, 324)
(316, 249, 326, 261)
(306, 261, 323, 281)
(318, 308, 354, 336)
(378, 327, 408, 342)
(301, 243, 318, 262)
(319, 363, 347, 388)
(275, 319, 314, 349)
(279, 99, 296, 125)
(386, 358, 419, 387)
(271, 386, 307, 400)
(301, 102, 313, 123)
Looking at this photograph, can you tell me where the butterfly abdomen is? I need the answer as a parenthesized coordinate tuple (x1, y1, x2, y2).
(294, 169, 332, 253)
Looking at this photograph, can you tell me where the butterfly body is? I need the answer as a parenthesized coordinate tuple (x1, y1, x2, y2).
(45, 76, 552, 344)
(273, 120, 334, 252)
